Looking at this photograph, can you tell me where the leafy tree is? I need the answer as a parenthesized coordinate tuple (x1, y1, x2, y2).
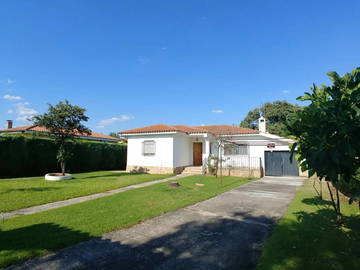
(288, 67, 360, 220)
(240, 101, 302, 136)
(109, 132, 120, 138)
(32, 100, 91, 175)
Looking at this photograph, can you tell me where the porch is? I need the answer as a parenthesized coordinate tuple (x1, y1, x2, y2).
(184, 136, 263, 178)
(203, 155, 263, 178)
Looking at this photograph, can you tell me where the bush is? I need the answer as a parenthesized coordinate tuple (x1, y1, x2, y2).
(336, 169, 360, 199)
(0, 135, 127, 178)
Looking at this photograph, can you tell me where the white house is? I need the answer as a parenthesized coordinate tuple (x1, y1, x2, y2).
(119, 117, 303, 177)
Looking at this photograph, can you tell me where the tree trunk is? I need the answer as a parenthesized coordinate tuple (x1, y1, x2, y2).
(61, 161, 66, 176)
(215, 158, 218, 178)
(220, 157, 223, 187)
(218, 143, 223, 186)
(319, 179, 322, 199)
(335, 186, 341, 223)
(326, 182, 337, 212)
(326, 181, 342, 223)
(215, 145, 221, 178)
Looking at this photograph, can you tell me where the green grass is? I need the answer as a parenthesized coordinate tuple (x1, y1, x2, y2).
(0, 171, 172, 212)
(257, 179, 360, 270)
(0, 175, 252, 268)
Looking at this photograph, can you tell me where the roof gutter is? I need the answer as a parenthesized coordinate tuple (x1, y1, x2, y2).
(119, 131, 181, 137)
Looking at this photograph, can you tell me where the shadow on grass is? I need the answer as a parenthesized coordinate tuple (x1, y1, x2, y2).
(257, 205, 360, 270)
(0, 223, 92, 268)
(302, 197, 333, 206)
(77, 173, 144, 180)
(0, 223, 90, 252)
(0, 187, 62, 195)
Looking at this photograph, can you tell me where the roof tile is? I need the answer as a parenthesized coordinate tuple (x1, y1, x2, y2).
(194, 125, 259, 135)
(119, 124, 178, 134)
(119, 124, 258, 135)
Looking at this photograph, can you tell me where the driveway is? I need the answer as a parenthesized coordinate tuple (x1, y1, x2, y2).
(8, 176, 304, 270)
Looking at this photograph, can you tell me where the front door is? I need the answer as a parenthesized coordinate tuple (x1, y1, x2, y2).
(193, 142, 203, 166)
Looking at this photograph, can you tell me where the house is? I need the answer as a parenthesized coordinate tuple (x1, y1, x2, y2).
(0, 120, 121, 143)
(119, 117, 304, 177)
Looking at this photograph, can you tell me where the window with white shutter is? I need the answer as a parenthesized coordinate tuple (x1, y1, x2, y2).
(143, 140, 156, 155)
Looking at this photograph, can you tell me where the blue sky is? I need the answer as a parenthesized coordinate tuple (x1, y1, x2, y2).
(1, 0, 359, 134)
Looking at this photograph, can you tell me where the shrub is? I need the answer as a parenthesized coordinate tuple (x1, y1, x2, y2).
(0, 136, 126, 178)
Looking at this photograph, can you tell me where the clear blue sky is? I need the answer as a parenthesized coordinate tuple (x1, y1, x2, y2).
(1, 0, 359, 134)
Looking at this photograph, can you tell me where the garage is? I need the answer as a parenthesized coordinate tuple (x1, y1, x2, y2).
(264, 151, 299, 176)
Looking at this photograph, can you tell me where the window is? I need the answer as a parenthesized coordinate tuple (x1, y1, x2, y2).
(143, 140, 156, 155)
(224, 144, 248, 156)
(210, 142, 218, 156)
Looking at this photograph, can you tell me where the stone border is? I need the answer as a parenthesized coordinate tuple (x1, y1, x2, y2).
(45, 173, 72, 181)
(126, 165, 188, 174)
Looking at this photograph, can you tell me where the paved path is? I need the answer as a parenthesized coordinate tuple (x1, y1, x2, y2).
(7, 176, 304, 270)
(2, 175, 187, 220)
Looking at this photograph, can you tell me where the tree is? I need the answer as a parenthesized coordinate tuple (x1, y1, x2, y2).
(32, 100, 91, 175)
(207, 134, 234, 186)
(109, 132, 120, 138)
(214, 135, 226, 185)
(240, 101, 302, 136)
(288, 67, 360, 220)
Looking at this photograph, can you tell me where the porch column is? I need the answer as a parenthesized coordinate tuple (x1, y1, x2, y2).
(204, 138, 210, 159)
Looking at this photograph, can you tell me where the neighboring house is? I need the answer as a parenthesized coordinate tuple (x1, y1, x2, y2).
(0, 120, 121, 143)
(119, 117, 303, 177)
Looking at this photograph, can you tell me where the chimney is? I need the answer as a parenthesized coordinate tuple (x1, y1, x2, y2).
(258, 116, 266, 133)
(6, 120, 13, 129)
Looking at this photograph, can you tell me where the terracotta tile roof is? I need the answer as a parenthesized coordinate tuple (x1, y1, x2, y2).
(194, 125, 259, 135)
(119, 124, 259, 135)
(173, 125, 207, 133)
(0, 125, 120, 141)
(120, 124, 185, 134)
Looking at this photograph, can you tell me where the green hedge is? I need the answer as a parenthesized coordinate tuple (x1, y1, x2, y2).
(0, 135, 127, 178)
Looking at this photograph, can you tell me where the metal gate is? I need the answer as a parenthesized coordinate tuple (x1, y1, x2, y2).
(265, 151, 299, 176)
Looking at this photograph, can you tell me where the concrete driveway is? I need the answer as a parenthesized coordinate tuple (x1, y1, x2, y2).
(8, 176, 304, 270)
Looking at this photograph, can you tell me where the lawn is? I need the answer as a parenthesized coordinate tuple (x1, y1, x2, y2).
(0, 175, 253, 268)
(0, 171, 172, 212)
(257, 178, 360, 270)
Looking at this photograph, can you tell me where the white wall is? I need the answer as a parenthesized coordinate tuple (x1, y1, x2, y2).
(126, 132, 293, 170)
(173, 133, 193, 167)
(127, 135, 174, 168)
(127, 133, 211, 169)
(173, 134, 216, 167)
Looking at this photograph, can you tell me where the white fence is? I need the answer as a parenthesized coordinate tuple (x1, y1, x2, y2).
(203, 155, 261, 173)
(221, 155, 261, 169)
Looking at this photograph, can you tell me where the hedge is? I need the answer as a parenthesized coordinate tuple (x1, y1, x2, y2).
(0, 135, 127, 178)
